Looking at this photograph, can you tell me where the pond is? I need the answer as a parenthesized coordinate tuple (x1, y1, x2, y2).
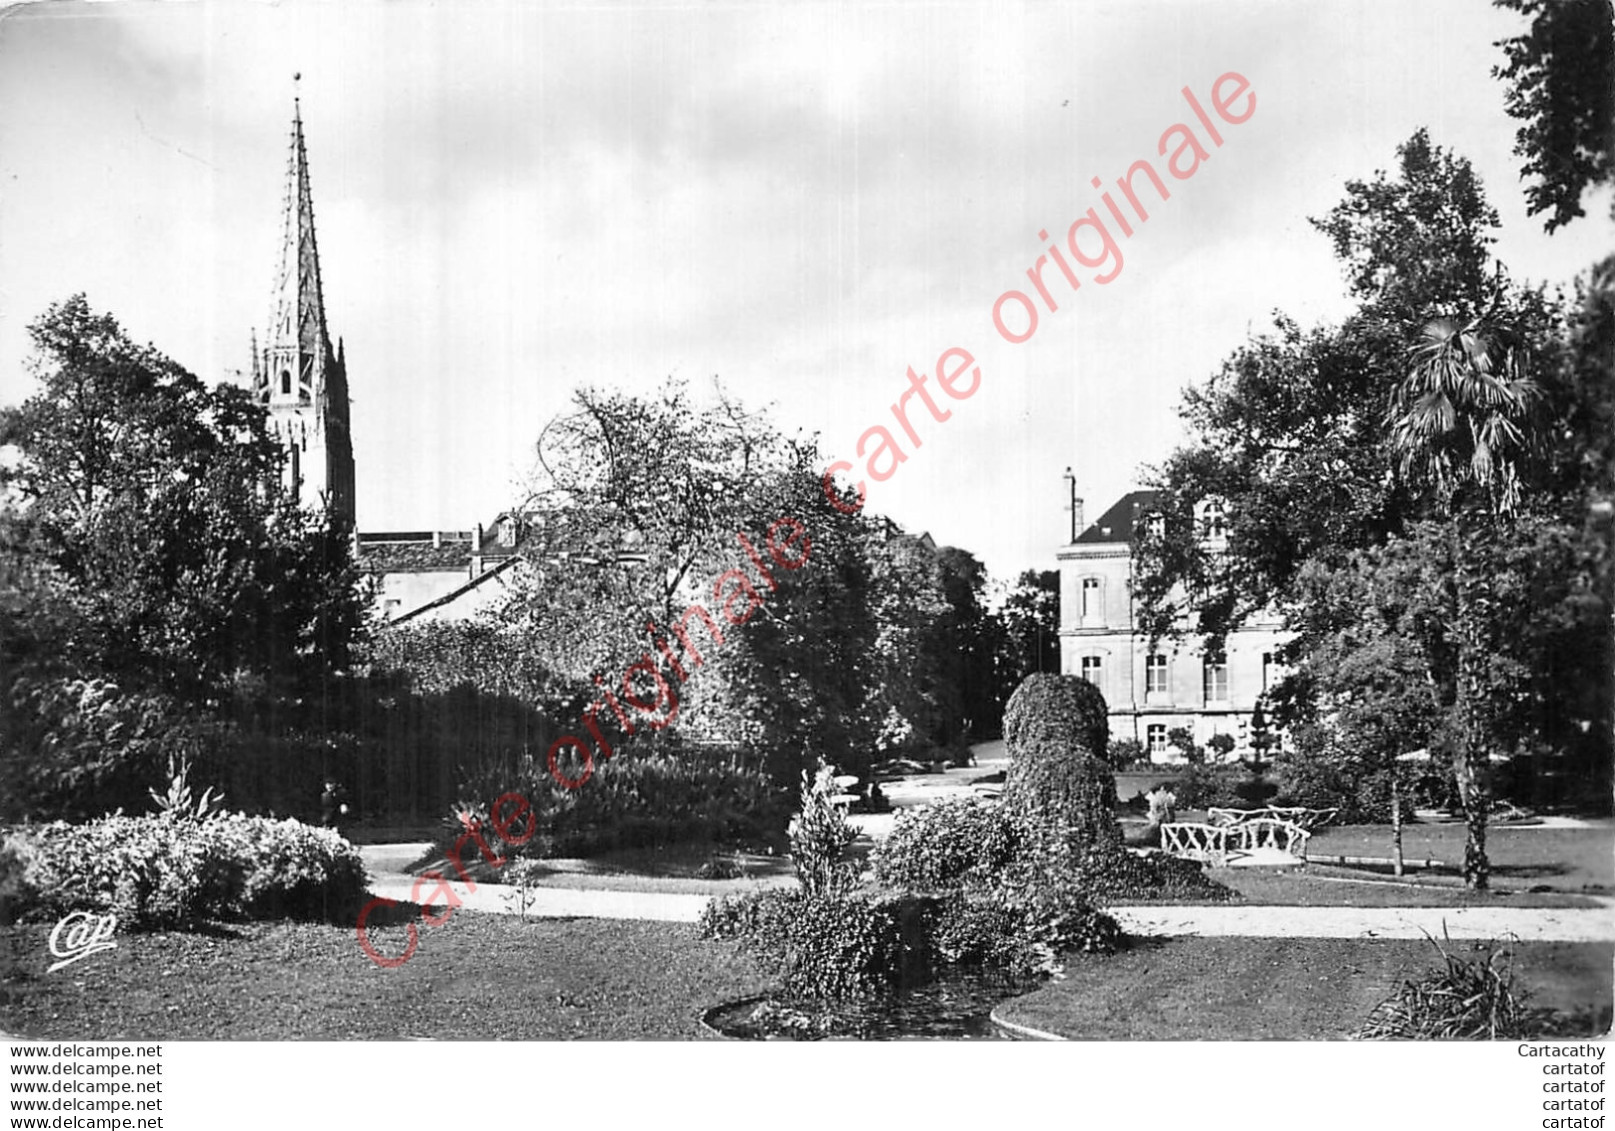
(703, 967, 1046, 1040)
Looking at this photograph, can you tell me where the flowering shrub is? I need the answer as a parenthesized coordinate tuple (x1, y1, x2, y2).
(6, 812, 367, 930)
(870, 797, 1019, 892)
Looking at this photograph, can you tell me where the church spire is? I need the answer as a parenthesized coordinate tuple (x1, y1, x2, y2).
(268, 81, 331, 378)
(254, 79, 356, 533)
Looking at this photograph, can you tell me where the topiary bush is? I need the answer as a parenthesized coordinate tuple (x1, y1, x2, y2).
(1001, 674, 1111, 763)
(1000, 735, 1126, 863)
(870, 796, 1020, 892)
(700, 888, 933, 999)
(6, 812, 368, 930)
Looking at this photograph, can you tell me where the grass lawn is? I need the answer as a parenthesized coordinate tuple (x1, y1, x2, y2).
(1306, 823, 1614, 892)
(995, 936, 1614, 1040)
(1208, 867, 1603, 908)
(0, 913, 768, 1040)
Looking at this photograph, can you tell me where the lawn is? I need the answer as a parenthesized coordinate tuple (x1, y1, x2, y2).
(1306, 823, 1614, 892)
(994, 936, 1614, 1040)
(1208, 866, 1603, 908)
(0, 913, 768, 1040)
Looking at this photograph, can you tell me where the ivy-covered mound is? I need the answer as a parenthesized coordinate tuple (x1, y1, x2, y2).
(996, 675, 1230, 902)
(702, 679, 1230, 1016)
(701, 757, 1124, 1006)
(1001, 672, 1114, 766)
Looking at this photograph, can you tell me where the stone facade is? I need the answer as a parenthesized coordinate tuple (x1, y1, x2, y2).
(1056, 490, 1289, 763)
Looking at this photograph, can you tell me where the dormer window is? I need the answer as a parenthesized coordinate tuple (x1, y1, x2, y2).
(1145, 513, 1165, 540)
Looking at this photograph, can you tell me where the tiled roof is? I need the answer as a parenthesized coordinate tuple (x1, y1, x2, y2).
(358, 541, 476, 574)
(1074, 490, 1159, 544)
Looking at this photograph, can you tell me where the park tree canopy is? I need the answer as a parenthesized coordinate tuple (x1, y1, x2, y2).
(0, 295, 366, 701)
(1131, 132, 1613, 884)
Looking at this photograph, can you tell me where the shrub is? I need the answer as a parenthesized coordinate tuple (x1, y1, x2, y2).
(788, 761, 857, 896)
(1001, 674, 1110, 763)
(1166, 763, 1249, 810)
(1271, 739, 1398, 823)
(0, 676, 209, 822)
(1068, 846, 1234, 903)
(1000, 735, 1126, 862)
(870, 797, 1019, 892)
(933, 876, 1121, 979)
(450, 747, 785, 860)
(1109, 738, 1147, 770)
(1356, 934, 1525, 1040)
(7, 812, 367, 929)
(700, 889, 931, 999)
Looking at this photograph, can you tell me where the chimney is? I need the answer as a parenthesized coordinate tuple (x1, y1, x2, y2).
(472, 523, 482, 553)
(1073, 497, 1085, 540)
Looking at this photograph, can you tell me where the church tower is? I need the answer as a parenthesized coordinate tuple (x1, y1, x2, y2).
(251, 90, 356, 532)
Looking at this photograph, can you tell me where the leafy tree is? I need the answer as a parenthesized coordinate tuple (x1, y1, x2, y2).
(1493, 0, 1615, 232)
(993, 569, 1061, 709)
(494, 378, 977, 791)
(931, 546, 998, 743)
(0, 295, 366, 701)
(1134, 134, 1610, 885)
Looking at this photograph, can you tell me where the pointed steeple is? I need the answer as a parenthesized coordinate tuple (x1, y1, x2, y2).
(267, 88, 331, 390)
(254, 80, 356, 533)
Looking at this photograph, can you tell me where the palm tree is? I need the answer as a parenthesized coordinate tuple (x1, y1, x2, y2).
(1388, 313, 1541, 889)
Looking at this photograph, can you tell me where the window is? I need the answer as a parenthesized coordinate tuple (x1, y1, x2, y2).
(1145, 514, 1166, 540)
(1146, 724, 1168, 756)
(1197, 498, 1227, 542)
(280, 369, 292, 395)
(1203, 657, 1228, 703)
(1080, 656, 1102, 686)
(1081, 577, 1101, 618)
(1146, 653, 1168, 694)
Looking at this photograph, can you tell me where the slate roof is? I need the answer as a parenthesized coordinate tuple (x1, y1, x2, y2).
(1074, 490, 1160, 544)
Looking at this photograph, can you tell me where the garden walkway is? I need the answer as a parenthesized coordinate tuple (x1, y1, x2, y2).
(356, 844, 1615, 941)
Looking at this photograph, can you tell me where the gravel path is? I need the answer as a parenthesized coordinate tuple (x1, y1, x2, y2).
(358, 844, 1615, 939)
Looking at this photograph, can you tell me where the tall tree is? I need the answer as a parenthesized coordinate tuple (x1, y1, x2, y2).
(0, 295, 366, 700)
(1493, 0, 1615, 232)
(1134, 134, 1608, 886)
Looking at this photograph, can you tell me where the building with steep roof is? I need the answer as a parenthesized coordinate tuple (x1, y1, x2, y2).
(1056, 487, 1290, 763)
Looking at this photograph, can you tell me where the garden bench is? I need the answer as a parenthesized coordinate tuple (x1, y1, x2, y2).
(1160, 818, 1310, 866)
(1206, 805, 1338, 832)
(1159, 822, 1231, 865)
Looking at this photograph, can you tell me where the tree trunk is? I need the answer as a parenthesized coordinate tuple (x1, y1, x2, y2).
(1452, 514, 1492, 891)
(1390, 777, 1404, 878)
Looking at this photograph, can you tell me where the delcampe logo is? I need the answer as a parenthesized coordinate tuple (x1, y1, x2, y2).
(47, 911, 118, 973)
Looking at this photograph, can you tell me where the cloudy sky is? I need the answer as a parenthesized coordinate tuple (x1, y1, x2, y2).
(1, 0, 1608, 581)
